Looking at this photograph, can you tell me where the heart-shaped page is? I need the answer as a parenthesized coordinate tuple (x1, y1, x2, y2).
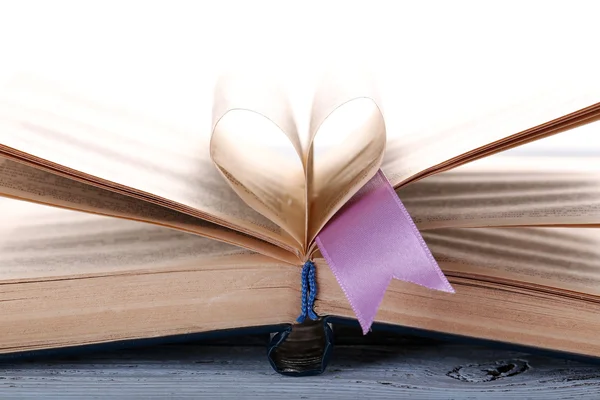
(210, 70, 386, 258)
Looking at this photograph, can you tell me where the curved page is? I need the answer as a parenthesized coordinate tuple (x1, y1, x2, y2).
(0, 75, 297, 251)
(0, 157, 297, 264)
(211, 74, 306, 248)
(399, 154, 600, 230)
(306, 68, 386, 242)
(422, 227, 600, 296)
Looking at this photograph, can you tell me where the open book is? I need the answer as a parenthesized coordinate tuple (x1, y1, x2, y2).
(1, 69, 600, 372)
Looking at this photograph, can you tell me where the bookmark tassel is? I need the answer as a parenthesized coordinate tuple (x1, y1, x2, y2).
(296, 260, 318, 323)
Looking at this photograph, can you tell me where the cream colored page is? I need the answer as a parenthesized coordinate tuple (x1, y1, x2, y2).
(372, 3, 600, 187)
(0, 157, 297, 264)
(210, 69, 388, 249)
(1, 2, 598, 182)
(211, 140, 306, 248)
(399, 155, 600, 230)
(423, 227, 600, 296)
(2, 1, 598, 251)
(308, 96, 386, 241)
(210, 75, 306, 247)
(0, 197, 261, 280)
(381, 87, 600, 188)
(0, 75, 289, 246)
(309, 139, 382, 242)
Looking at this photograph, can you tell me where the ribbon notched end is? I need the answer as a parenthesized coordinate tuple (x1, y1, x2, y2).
(316, 170, 455, 335)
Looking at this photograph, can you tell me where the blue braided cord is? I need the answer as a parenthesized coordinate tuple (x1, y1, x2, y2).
(307, 261, 318, 320)
(296, 262, 310, 323)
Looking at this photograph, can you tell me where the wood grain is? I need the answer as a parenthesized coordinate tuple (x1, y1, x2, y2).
(0, 331, 599, 399)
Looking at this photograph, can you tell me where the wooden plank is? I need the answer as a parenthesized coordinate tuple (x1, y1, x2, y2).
(1, 338, 600, 399)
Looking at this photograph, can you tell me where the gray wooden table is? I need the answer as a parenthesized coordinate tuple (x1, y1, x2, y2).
(1, 326, 599, 399)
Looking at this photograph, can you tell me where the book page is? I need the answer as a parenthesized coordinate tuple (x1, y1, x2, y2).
(315, 250, 600, 359)
(423, 227, 600, 296)
(0, 157, 298, 264)
(2, 0, 600, 248)
(0, 198, 261, 280)
(210, 74, 307, 248)
(210, 69, 387, 251)
(0, 197, 302, 353)
(306, 68, 386, 242)
(0, 75, 298, 249)
(382, 90, 600, 188)
(370, 2, 600, 188)
(400, 155, 600, 230)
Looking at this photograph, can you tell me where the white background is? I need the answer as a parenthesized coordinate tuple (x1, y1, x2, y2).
(0, 0, 598, 153)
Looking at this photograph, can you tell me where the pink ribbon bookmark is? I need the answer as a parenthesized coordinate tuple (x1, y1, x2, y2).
(315, 170, 454, 334)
